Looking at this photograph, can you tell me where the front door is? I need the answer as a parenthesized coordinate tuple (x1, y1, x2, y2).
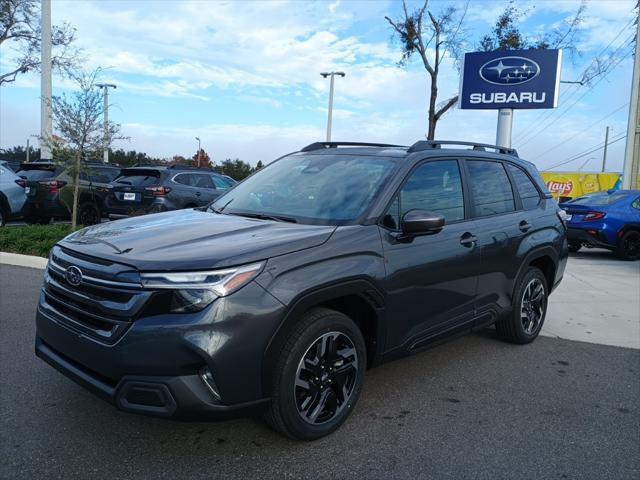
(380, 159, 480, 352)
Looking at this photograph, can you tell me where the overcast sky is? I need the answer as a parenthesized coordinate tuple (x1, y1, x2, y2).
(0, 0, 637, 172)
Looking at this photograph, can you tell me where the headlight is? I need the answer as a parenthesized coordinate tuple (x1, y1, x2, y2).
(140, 262, 264, 297)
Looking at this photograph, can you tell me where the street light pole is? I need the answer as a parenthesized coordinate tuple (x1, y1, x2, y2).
(320, 72, 345, 142)
(602, 126, 610, 173)
(195, 137, 201, 168)
(40, 0, 52, 161)
(96, 83, 117, 163)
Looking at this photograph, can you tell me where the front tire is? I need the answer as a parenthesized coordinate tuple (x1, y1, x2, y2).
(496, 267, 548, 344)
(616, 230, 640, 261)
(266, 308, 366, 441)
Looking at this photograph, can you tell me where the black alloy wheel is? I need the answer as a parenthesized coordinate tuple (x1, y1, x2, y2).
(521, 278, 546, 335)
(266, 308, 366, 440)
(617, 230, 640, 261)
(294, 331, 358, 425)
(495, 266, 548, 344)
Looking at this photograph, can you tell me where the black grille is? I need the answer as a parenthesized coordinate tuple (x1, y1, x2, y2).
(41, 246, 153, 343)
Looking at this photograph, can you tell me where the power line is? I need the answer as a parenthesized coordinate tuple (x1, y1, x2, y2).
(530, 102, 628, 161)
(516, 25, 636, 145)
(546, 133, 626, 170)
(518, 43, 635, 148)
(512, 18, 634, 145)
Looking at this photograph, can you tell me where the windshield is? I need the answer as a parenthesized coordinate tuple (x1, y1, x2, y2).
(209, 153, 398, 224)
(568, 191, 630, 206)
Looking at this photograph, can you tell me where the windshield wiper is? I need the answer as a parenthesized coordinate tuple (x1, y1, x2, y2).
(230, 212, 297, 223)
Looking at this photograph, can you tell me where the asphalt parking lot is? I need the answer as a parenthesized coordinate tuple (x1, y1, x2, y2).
(1, 255, 639, 480)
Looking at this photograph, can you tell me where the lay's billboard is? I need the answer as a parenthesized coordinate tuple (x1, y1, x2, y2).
(540, 172, 622, 201)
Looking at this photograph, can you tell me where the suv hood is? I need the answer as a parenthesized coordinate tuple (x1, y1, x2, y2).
(59, 209, 336, 271)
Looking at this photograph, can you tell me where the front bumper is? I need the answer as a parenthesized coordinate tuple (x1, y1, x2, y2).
(35, 280, 286, 419)
(35, 336, 269, 419)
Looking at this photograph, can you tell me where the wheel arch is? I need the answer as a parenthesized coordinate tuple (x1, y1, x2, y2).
(261, 279, 385, 396)
(515, 246, 560, 296)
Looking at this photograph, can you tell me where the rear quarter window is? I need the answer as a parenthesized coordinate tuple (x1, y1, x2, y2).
(507, 164, 541, 210)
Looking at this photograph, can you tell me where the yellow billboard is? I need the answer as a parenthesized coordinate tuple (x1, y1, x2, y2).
(540, 172, 622, 201)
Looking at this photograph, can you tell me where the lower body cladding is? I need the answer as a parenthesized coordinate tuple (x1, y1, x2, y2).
(104, 198, 173, 219)
(34, 281, 285, 419)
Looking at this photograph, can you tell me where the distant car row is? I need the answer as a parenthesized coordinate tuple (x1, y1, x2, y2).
(0, 161, 236, 226)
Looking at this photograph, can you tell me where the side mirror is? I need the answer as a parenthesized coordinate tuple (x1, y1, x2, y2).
(401, 209, 445, 236)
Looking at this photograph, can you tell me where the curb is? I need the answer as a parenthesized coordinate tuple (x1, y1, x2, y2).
(0, 251, 47, 270)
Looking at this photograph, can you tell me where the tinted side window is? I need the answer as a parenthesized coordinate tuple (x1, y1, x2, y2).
(507, 164, 541, 210)
(467, 160, 515, 217)
(173, 173, 194, 186)
(383, 160, 465, 229)
(192, 173, 214, 189)
(212, 176, 232, 191)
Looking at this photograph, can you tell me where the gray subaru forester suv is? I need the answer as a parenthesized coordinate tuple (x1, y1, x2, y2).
(35, 140, 568, 440)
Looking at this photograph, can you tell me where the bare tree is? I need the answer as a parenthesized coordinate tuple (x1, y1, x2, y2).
(0, 0, 80, 86)
(46, 69, 126, 228)
(385, 0, 468, 139)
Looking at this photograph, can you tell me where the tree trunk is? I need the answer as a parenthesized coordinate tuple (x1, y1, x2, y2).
(427, 72, 438, 140)
(71, 151, 81, 228)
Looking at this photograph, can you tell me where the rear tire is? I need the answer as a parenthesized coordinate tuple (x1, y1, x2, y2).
(78, 202, 101, 226)
(496, 267, 548, 344)
(0, 204, 7, 227)
(568, 242, 581, 253)
(265, 308, 366, 441)
(616, 230, 640, 261)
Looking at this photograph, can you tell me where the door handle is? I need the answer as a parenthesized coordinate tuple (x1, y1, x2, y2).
(519, 220, 532, 232)
(460, 232, 477, 248)
(196, 192, 202, 197)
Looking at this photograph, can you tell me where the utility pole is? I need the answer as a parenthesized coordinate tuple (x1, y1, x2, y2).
(26, 138, 30, 163)
(96, 83, 117, 163)
(195, 137, 201, 168)
(495, 109, 514, 148)
(320, 72, 345, 142)
(622, 15, 640, 189)
(40, 0, 52, 161)
(602, 126, 610, 172)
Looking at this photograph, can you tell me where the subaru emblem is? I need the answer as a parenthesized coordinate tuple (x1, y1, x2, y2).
(65, 265, 83, 287)
(479, 56, 540, 85)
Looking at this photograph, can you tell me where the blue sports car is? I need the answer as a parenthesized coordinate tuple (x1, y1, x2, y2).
(561, 190, 640, 260)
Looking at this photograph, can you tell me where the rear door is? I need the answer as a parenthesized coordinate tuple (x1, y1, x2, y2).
(380, 158, 481, 352)
(464, 159, 530, 318)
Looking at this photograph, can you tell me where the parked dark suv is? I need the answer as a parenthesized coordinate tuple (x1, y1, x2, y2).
(16, 162, 65, 224)
(35, 141, 567, 440)
(104, 165, 235, 218)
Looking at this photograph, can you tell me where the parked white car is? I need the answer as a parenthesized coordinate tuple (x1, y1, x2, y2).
(0, 160, 27, 226)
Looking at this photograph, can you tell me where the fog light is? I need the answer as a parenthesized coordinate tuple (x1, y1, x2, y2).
(199, 367, 222, 402)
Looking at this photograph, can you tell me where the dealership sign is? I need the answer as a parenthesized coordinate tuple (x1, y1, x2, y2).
(459, 49, 562, 109)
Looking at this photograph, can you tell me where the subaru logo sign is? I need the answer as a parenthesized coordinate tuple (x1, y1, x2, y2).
(479, 56, 540, 85)
(460, 49, 561, 110)
(65, 265, 83, 287)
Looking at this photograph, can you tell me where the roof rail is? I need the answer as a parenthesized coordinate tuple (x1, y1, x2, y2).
(407, 140, 518, 157)
(301, 141, 405, 152)
(167, 164, 211, 171)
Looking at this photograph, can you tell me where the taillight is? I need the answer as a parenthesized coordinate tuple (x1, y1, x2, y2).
(582, 211, 605, 222)
(14, 179, 26, 188)
(39, 180, 67, 193)
(145, 186, 171, 196)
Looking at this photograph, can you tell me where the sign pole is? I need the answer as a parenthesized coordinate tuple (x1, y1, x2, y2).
(495, 108, 513, 148)
(622, 17, 640, 189)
